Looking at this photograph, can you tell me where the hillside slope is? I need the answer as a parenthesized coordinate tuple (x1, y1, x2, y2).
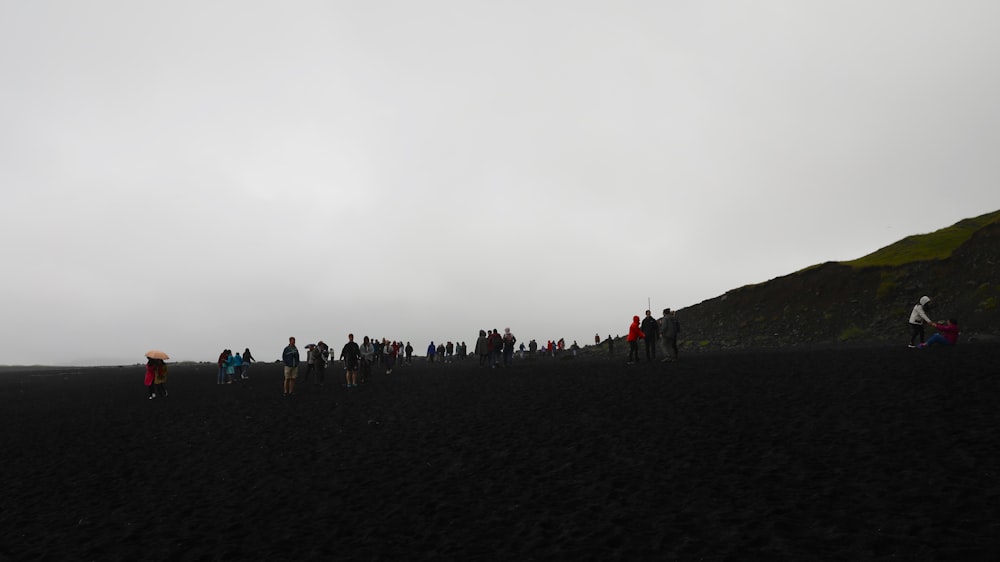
(676, 211, 1000, 350)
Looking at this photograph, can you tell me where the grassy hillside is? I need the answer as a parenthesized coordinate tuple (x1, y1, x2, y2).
(843, 209, 1000, 268)
(640, 209, 1000, 351)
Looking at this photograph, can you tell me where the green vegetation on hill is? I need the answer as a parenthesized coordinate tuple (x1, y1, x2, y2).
(843, 210, 1000, 268)
(671, 208, 1000, 351)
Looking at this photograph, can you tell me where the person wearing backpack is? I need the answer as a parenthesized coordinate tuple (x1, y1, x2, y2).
(502, 328, 517, 367)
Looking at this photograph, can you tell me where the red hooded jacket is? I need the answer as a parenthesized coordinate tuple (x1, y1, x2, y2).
(627, 316, 645, 342)
(931, 321, 960, 344)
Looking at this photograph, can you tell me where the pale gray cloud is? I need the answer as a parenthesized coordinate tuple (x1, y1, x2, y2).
(2, 1, 999, 365)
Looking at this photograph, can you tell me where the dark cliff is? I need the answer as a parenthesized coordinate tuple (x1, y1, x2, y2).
(676, 217, 1000, 351)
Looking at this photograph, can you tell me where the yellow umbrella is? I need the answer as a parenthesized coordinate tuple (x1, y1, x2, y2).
(145, 350, 170, 360)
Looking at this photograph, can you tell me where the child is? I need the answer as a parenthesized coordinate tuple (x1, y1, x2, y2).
(918, 318, 960, 348)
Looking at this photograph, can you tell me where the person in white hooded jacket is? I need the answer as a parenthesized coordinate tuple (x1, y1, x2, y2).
(908, 295, 933, 347)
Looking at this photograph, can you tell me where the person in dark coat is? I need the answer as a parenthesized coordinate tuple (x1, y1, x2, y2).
(641, 310, 659, 361)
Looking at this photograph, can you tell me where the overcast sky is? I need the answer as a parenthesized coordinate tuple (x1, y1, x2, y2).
(2, 1, 999, 366)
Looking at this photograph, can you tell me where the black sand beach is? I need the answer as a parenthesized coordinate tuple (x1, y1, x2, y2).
(2, 344, 998, 560)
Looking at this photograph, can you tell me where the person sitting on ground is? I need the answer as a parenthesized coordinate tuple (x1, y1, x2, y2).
(917, 318, 960, 348)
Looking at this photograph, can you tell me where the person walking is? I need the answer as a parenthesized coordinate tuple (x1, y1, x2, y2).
(153, 359, 168, 397)
(242, 347, 255, 379)
(217, 349, 230, 385)
(342, 334, 361, 387)
(282, 337, 300, 396)
(232, 352, 244, 382)
(660, 308, 680, 361)
(489, 329, 503, 368)
(144, 358, 159, 399)
(641, 310, 659, 361)
(475, 330, 489, 367)
(908, 296, 933, 347)
(627, 315, 644, 364)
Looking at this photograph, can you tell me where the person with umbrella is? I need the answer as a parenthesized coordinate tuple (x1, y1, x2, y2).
(144, 350, 169, 399)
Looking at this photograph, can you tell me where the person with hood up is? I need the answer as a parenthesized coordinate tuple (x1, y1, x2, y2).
(627, 315, 644, 364)
(502, 327, 517, 367)
(641, 310, 659, 361)
(908, 296, 933, 348)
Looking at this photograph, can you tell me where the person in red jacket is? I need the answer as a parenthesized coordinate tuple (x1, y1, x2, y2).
(917, 319, 960, 348)
(627, 315, 644, 364)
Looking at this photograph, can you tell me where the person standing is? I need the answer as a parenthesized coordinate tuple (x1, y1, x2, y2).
(342, 334, 362, 387)
(426, 341, 437, 363)
(641, 310, 659, 361)
(475, 330, 489, 367)
(405, 342, 413, 364)
(627, 315, 644, 364)
(216, 349, 229, 385)
(606, 335, 614, 358)
(360, 336, 375, 384)
(282, 337, 300, 396)
(384, 339, 397, 374)
(310, 343, 327, 386)
(502, 328, 516, 367)
(660, 308, 680, 362)
(302, 344, 316, 384)
(908, 296, 933, 347)
(224, 351, 237, 384)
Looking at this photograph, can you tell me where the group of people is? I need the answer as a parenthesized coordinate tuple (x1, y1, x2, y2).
(472, 328, 518, 368)
(281, 335, 418, 395)
(216, 348, 256, 384)
(426, 341, 467, 363)
(626, 308, 681, 364)
(907, 295, 960, 348)
(145, 293, 964, 400)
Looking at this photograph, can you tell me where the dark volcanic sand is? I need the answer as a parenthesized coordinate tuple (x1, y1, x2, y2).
(1, 345, 998, 561)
